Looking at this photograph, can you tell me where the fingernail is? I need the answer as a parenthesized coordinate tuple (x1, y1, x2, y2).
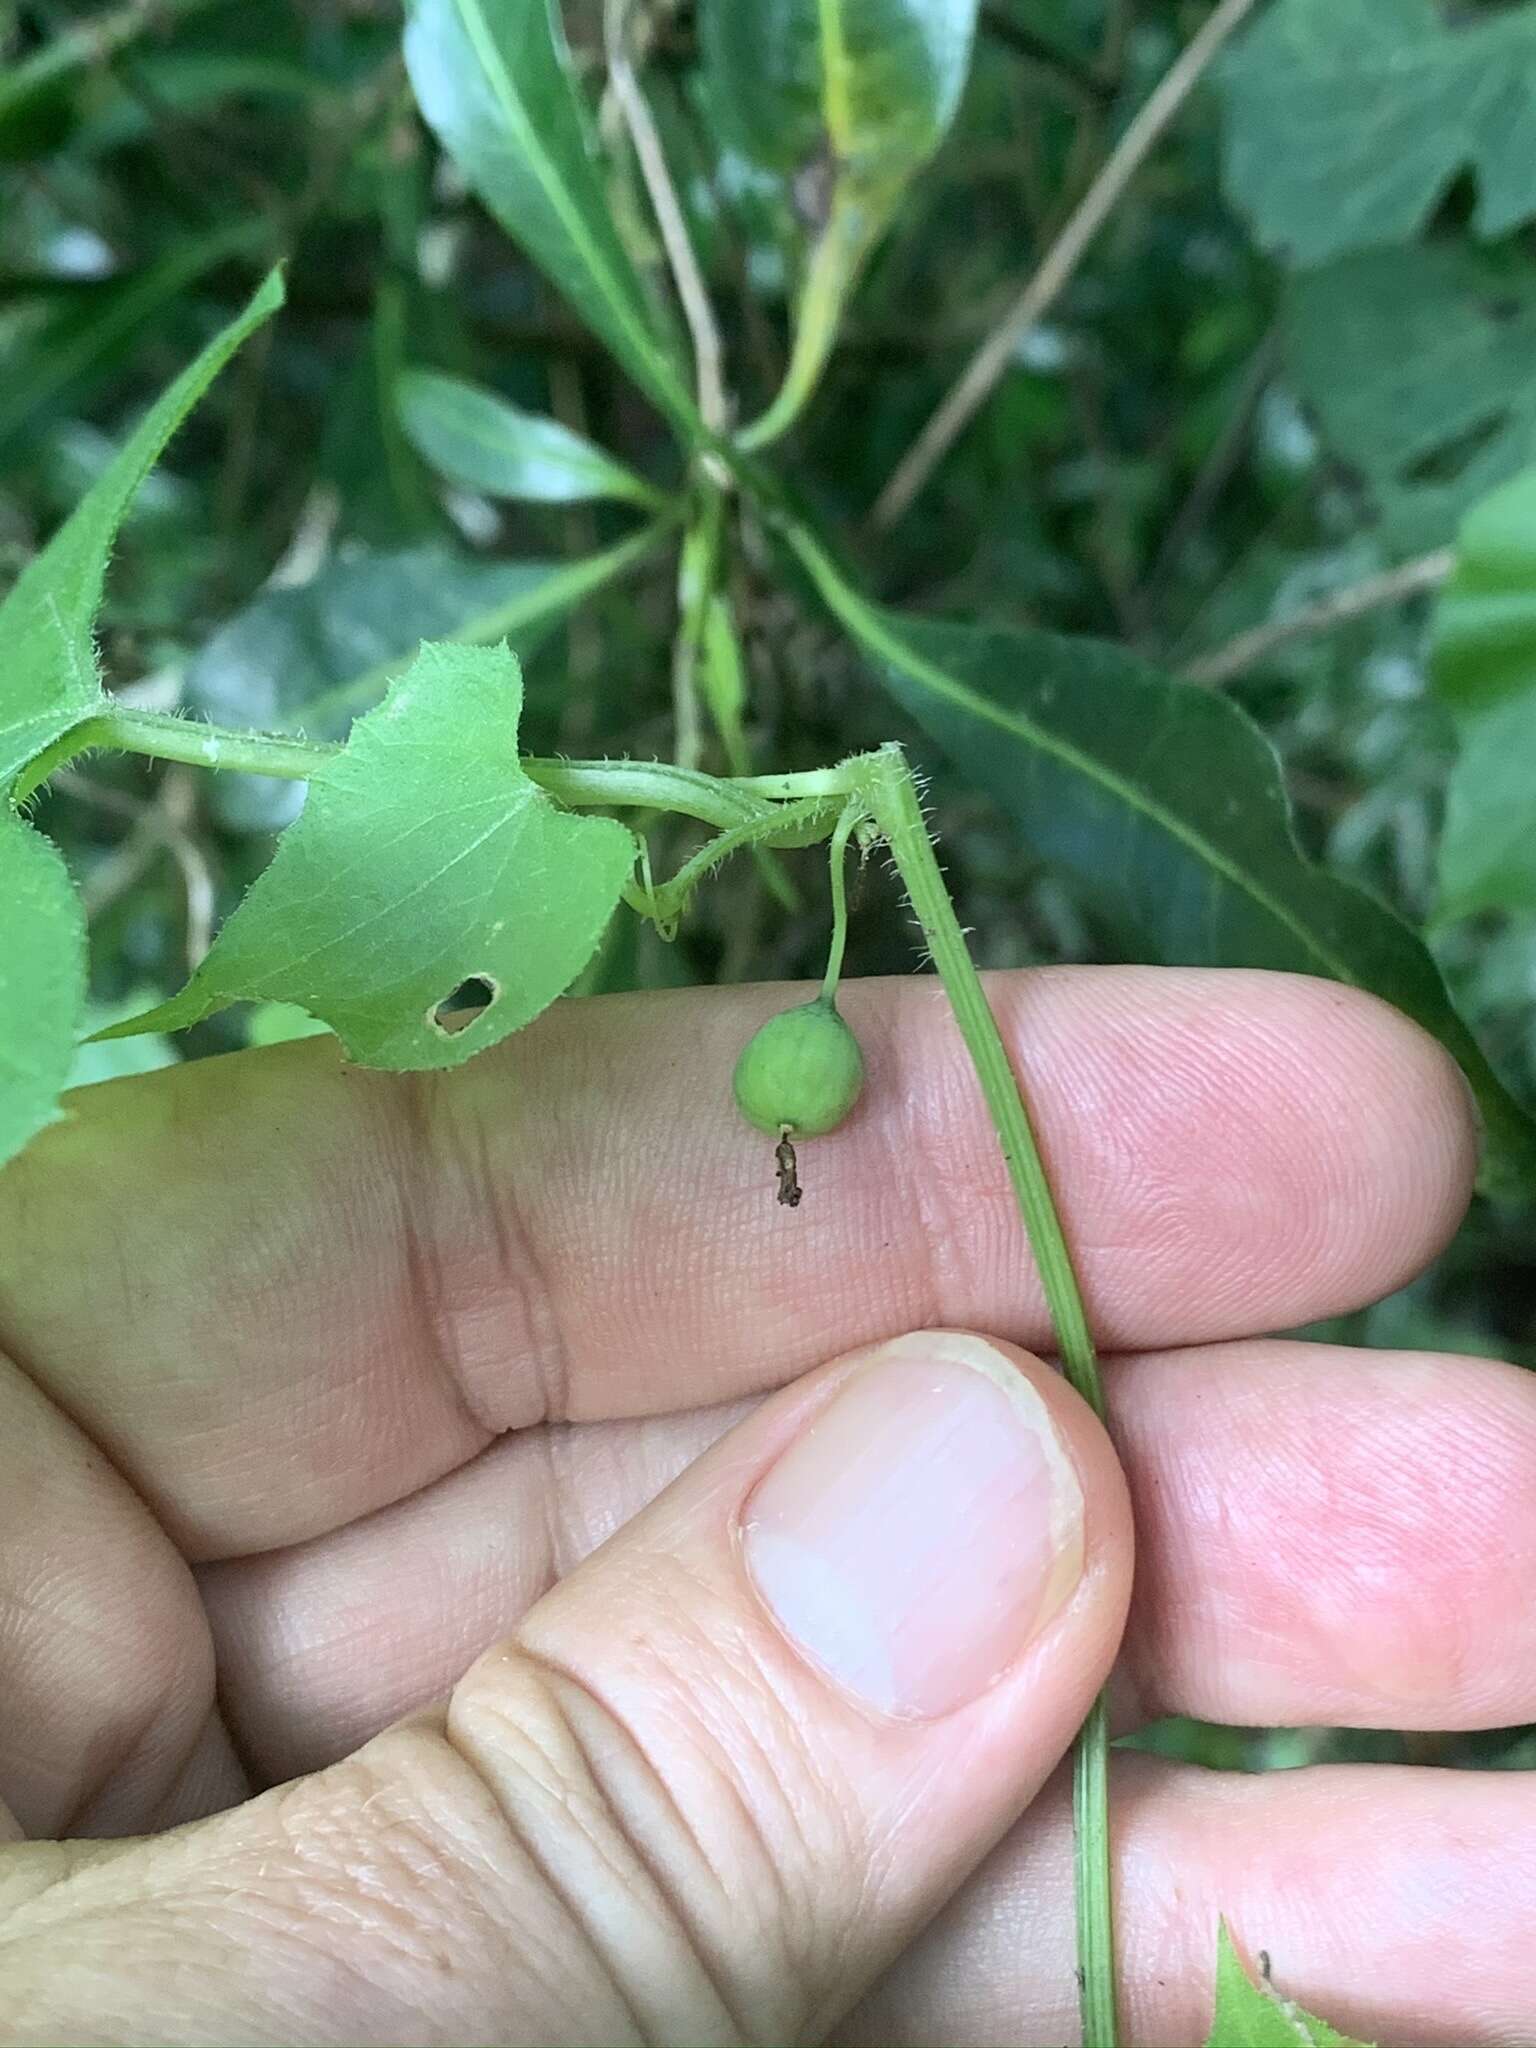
(741, 1333, 1085, 1719)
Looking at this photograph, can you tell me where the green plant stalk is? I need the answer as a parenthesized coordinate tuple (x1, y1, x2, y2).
(820, 801, 861, 1002)
(0, 0, 229, 125)
(20, 704, 853, 832)
(736, 196, 869, 452)
(862, 743, 1117, 2048)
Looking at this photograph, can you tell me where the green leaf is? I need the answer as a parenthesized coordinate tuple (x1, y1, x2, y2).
(701, 0, 976, 182)
(101, 641, 636, 1068)
(1220, 0, 1536, 268)
(0, 266, 284, 788)
(704, 0, 978, 445)
(790, 525, 1536, 1198)
(0, 220, 271, 458)
(402, 0, 695, 433)
(181, 534, 660, 830)
(1286, 246, 1536, 549)
(1433, 466, 1536, 920)
(397, 368, 664, 507)
(0, 811, 87, 1170)
(1205, 1922, 1373, 2047)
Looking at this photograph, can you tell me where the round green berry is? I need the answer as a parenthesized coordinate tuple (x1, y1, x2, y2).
(732, 996, 865, 1137)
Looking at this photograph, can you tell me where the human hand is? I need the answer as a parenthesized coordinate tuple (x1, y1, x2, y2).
(0, 966, 1513, 2046)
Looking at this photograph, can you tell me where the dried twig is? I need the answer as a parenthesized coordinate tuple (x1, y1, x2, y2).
(62, 766, 215, 969)
(870, 0, 1261, 531)
(604, 0, 727, 431)
(1179, 548, 1456, 688)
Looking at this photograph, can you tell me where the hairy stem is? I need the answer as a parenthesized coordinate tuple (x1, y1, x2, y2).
(863, 744, 1116, 2048)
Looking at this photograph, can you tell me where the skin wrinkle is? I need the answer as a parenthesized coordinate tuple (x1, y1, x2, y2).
(192, 1337, 1536, 1804)
(0, 970, 1477, 1568)
(444, 1650, 733, 2047)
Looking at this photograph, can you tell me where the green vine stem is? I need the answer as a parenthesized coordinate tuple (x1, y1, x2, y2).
(862, 743, 1118, 2048)
(820, 801, 861, 1003)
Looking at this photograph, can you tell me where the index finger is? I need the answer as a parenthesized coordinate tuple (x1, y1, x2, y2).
(0, 966, 1474, 1558)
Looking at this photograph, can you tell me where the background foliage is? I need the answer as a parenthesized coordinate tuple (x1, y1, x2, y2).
(7, 0, 1536, 1800)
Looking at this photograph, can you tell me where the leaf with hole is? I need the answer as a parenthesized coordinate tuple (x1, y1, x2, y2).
(0, 266, 284, 788)
(1203, 1922, 1372, 2047)
(1433, 465, 1536, 921)
(1285, 246, 1536, 550)
(97, 641, 636, 1068)
(397, 369, 665, 507)
(790, 526, 1536, 1198)
(0, 812, 87, 1170)
(402, 0, 695, 434)
(1220, 0, 1536, 268)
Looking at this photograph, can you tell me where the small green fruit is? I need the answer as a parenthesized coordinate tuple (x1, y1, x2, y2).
(732, 996, 865, 1137)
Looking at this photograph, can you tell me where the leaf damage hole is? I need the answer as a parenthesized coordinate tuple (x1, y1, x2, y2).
(429, 975, 500, 1037)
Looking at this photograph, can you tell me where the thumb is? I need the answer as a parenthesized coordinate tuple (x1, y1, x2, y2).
(2, 1331, 1131, 2047)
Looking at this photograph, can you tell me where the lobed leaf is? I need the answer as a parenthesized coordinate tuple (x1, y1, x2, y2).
(1221, 0, 1536, 268)
(792, 529, 1536, 1197)
(397, 368, 664, 507)
(1204, 1922, 1373, 2047)
(1285, 246, 1536, 550)
(0, 812, 87, 1171)
(101, 641, 636, 1068)
(402, 0, 695, 434)
(0, 266, 284, 787)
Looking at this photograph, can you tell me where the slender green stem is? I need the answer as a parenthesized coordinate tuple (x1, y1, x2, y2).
(736, 197, 867, 453)
(636, 794, 838, 930)
(1074, 1693, 1118, 2048)
(863, 744, 1117, 2048)
(33, 704, 799, 833)
(819, 802, 860, 1003)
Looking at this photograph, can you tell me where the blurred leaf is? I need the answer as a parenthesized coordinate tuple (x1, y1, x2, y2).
(706, 0, 979, 441)
(1204, 1922, 1372, 2047)
(1434, 466, 1536, 920)
(0, 266, 284, 787)
(403, 0, 696, 434)
(0, 811, 85, 1169)
(100, 642, 636, 1067)
(1221, 0, 1536, 268)
(0, 221, 272, 456)
(1286, 246, 1536, 549)
(186, 533, 663, 830)
(792, 527, 1536, 1198)
(397, 367, 664, 506)
(69, 991, 180, 1086)
(700, 0, 978, 181)
(1434, 466, 1536, 720)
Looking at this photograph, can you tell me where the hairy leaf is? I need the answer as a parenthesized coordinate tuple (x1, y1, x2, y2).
(102, 642, 635, 1067)
(397, 368, 664, 506)
(1286, 246, 1536, 549)
(1204, 1922, 1373, 2047)
(793, 529, 1536, 1196)
(0, 812, 86, 1170)
(403, 0, 694, 433)
(0, 266, 284, 787)
(1221, 0, 1536, 267)
(1434, 467, 1536, 919)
